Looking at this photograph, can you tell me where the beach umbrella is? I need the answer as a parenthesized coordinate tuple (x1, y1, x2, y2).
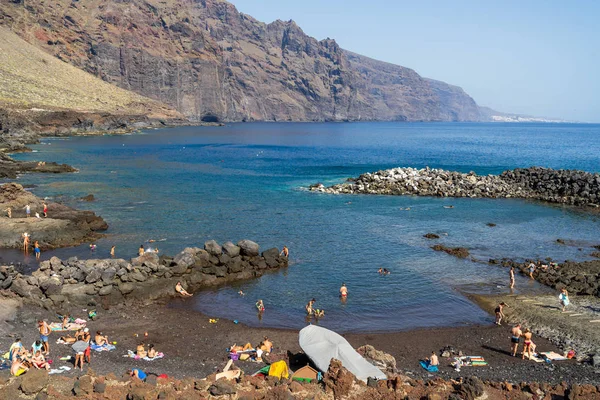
(72, 341, 88, 354)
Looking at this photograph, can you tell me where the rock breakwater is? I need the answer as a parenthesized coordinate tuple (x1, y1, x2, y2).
(0, 239, 287, 309)
(310, 166, 600, 207)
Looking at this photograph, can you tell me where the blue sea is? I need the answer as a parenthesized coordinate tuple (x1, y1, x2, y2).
(5, 122, 600, 332)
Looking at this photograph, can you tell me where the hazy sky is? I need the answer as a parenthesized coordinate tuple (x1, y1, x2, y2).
(230, 0, 599, 122)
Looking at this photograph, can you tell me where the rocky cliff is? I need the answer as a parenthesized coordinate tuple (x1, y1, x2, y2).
(0, 0, 483, 123)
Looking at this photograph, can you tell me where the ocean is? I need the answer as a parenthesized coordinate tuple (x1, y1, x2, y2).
(6, 122, 600, 332)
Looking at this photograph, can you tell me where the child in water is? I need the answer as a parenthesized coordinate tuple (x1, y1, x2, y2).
(256, 299, 265, 312)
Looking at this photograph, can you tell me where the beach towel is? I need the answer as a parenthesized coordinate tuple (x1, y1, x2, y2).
(540, 351, 568, 361)
(419, 360, 438, 372)
(49, 369, 65, 375)
(49, 322, 85, 331)
(143, 353, 164, 361)
(91, 344, 116, 352)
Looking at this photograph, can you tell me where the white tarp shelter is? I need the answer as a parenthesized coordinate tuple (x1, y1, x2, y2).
(299, 325, 387, 382)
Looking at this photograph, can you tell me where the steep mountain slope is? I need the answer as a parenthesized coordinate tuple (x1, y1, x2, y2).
(0, 0, 483, 122)
(0, 26, 180, 119)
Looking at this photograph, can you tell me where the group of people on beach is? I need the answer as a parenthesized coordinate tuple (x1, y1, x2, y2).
(4, 203, 48, 219)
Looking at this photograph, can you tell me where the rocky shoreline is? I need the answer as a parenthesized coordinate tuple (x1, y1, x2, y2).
(0, 183, 107, 250)
(310, 166, 600, 208)
(0, 239, 288, 310)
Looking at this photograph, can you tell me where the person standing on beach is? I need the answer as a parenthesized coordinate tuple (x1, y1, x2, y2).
(24, 204, 31, 218)
(522, 328, 533, 360)
(509, 267, 515, 289)
(38, 320, 50, 355)
(34, 241, 41, 260)
(3, 207, 11, 218)
(559, 288, 570, 312)
(110, 245, 116, 257)
(494, 302, 508, 325)
(42, 203, 48, 218)
(510, 323, 522, 357)
(340, 283, 348, 298)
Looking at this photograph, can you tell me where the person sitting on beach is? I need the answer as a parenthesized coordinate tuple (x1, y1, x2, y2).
(494, 302, 508, 325)
(136, 343, 147, 358)
(256, 299, 265, 312)
(3, 207, 11, 218)
(147, 344, 158, 359)
(262, 337, 273, 353)
(138, 245, 145, 256)
(340, 283, 348, 298)
(129, 368, 147, 381)
(11, 358, 29, 376)
(559, 288, 570, 312)
(9, 338, 25, 361)
(175, 281, 192, 297)
(425, 351, 439, 366)
(82, 328, 91, 343)
(31, 350, 50, 371)
(522, 328, 534, 360)
(510, 324, 522, 357)
(95, 331, 109, 346)
(61, 314, 71, 330)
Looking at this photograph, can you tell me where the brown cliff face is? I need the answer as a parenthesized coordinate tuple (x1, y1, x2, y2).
(0, 0, 482, 122)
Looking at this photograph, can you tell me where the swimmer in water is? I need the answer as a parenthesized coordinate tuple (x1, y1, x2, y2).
(238, 290, 245, 296)
(339, 283, 348, 298)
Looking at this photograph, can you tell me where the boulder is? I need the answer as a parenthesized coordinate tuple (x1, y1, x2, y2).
(209, 380, 236, 396)
(262, 248, 280, 268)
(85, 269, 102, 284)
(40, 276, 63, 296)
(215, 266, 227, 278)
(0, 275, 13, 289)
(456, 377, 485, 400)
(98, 285, 113, 296)
(323, 359, 358, 398)
(356, 345, 397, 374)
(20, 369, 49, 394)
(423, 233, 440, 239)
(193, 250, 210, 268)
(78, 375, 94, 394)
(204, 240, 222, 256)
(130, 271, 147, 282)
(49, 256, 63, 270)
(222, 241, 240, 258)
(132, 252, 159, 267)
(227, 257, 244, 274)
(237, 240, 259, 257)
(94, 382, 106, 394)
(11, 278, 43, 298)
(101, 267, 117, 283)
(118, 282, 134, 295)
(171, 263, 188, 275)
(61, 284, 91, 304)
(173, 251, 195, 269)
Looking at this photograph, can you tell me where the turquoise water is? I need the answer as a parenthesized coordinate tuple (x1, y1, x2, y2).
(5, 122, 600, 332)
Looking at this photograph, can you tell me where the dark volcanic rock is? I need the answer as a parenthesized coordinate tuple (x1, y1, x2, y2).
(424, 233, 440, 239)
(432, 244, 470, 258)
(20, 369, 49, 394)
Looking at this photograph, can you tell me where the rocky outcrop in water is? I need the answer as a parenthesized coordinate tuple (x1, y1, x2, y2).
(0, 0, 483, 123)
(0, 183, 107, 249)
(310, 166, 600, 208)
(1, 240, 288, 308)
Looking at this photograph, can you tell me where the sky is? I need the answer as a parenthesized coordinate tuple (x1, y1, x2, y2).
(229, 0, 600, 122)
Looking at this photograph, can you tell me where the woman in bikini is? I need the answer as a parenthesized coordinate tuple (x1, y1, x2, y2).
(522, 328, 533, 360)
(147, 344, 158, 359)
(136, 343, 147, 358)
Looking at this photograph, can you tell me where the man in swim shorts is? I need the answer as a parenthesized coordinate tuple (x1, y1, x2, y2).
(38, 320, 50, 355)
(339, 283, 348, 298)
(510, 323, 522, 357)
